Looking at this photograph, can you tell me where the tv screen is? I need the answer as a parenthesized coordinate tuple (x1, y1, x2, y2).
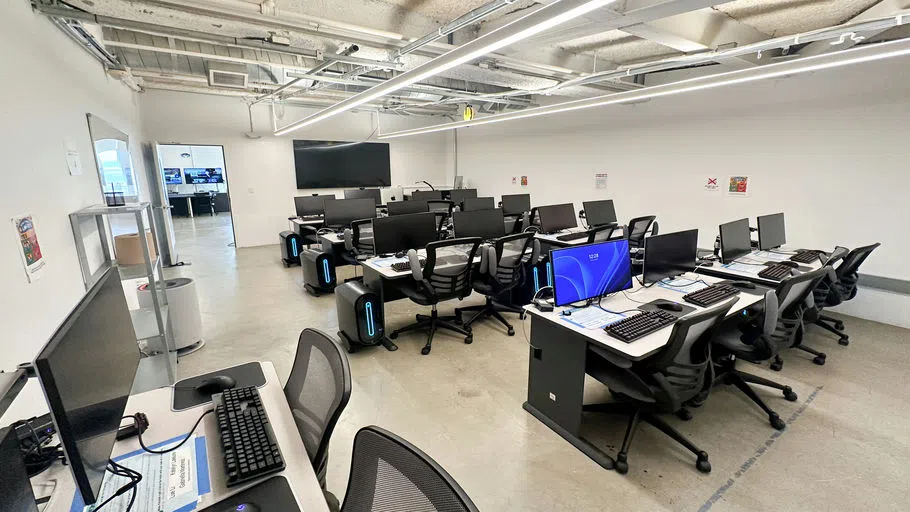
(294, 140, 391, 189)
(163, 168, 182, 185)
(184, 168, 224, 184)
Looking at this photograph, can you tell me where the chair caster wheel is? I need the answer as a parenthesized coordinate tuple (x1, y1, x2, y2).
(464, 335, 473, 344)
(416, 314, 422, 321)
(389, 332, 399, 340)
(838, 337, 849, 346)
(783, 388, 798, 402)
(696, 453, 711, 474)
(614, 459, 629, 475)
(770, 361, 783, 372)
(813, 354, 826, 366)
(421, 346, 431, 355)
(507, 327, 515, 336)
(769, 414, 786, 431)
(676, 408, 693, 421)
(834, 321, 844, 330)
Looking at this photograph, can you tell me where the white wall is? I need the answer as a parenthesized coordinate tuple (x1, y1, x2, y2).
(456, 58, 910, 326)
(139, 90, 455, 247)
(0, 0, 145, 421)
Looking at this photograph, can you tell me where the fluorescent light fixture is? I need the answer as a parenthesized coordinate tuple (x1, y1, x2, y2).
(274, 0, 618, 136)
(378, 38, 910, 139)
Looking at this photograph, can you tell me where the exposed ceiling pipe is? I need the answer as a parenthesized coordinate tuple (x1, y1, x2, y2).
(251, 44, 361, 105)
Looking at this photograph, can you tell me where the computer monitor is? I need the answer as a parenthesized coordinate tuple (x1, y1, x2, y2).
(500, 194, 531, 215)
(163, 168, 182, 185)
(411, 190, 444, 202)
(583, 200, 617, 227)
(537, 203, 578, 233)
(294, 194, 335, 217)
(387, 200, 429, 216)
(449, 189, 477, 205)
(757, 212, 786, 250)
(0, 427, 37, 512)
(324, 198, 377, 228)
(643, 229, 699, 285)
(551, 239, 633, 307)
(344, 188, 382, 205)
(34, 268, 140, 505)
(372, 213, 438, 255)
(184, 167, 224, 184)
(453, 209, 506, 240)
(462, 197, 495, 211)
(719, 218, 753, 264)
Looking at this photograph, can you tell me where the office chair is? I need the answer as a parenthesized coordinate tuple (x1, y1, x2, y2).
(284, 329, 351, 510)
(341, 219, 375, 282)
(586, 223, 623, 243)
(340, 426, 480, 512)
(194, 190, 217, 216)
(427, 200, 455, 239)
(809, 243, 880, 347)
(626, 215, 658, 250)
(389, 238, 482, 355)
(584, 299, 737, 474)
(454, 232, 539, 335)
(712, 268, 828, 429)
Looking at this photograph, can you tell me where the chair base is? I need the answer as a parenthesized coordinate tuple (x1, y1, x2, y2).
(714, 362, 797, 431)
(389, 306, 472, 355)
(815, 315, 850, 346)
(582, 402, 711, 474)
(455, 297, 524, 336)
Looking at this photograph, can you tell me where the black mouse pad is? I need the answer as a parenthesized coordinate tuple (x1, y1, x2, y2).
(198, 476, 300, 512)
(638, 299, 697, 317)
(172, 362, 266, 411)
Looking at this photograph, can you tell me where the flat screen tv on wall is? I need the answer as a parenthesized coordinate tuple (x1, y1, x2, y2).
(294, 140, 391, 189)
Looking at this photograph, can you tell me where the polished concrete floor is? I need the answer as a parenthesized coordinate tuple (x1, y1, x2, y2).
(167, 215, 910, 511)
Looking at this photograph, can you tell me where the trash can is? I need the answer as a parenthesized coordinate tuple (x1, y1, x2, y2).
(138, 277, 204, 356)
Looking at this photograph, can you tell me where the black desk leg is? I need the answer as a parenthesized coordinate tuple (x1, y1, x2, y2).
(524, 316, 615, 470)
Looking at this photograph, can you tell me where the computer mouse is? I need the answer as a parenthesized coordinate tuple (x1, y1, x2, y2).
(730, 281, 757, 290)
(561, 310, 573, 316)
(656, 302, 684, 312)
(699, 260, 714, 267)
(779, 261, 800, 268)
(221, 503, 259, 512)
(195, 375, 237, 395)
(394, 251, 406, 258)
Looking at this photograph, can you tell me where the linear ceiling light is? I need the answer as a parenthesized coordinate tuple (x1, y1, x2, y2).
(377, 37, 910, 139)
(274, 0, 618, 136)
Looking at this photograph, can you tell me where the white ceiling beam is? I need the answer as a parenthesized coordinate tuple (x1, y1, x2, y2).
(798, 0, 910, 57)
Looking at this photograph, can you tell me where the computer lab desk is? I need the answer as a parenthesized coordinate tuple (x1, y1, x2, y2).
(695, 248, 828, 287)
(521, 274, 764, 471)
(32, 362, 329, 512)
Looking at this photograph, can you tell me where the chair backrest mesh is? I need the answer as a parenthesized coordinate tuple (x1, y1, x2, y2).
(492, 232, 534, 287)
(284, 329, 351, 479)
(341, 426, 479, 512)
(423, 238, 481, 300)
(587, 223, 620, 243)
(627, 216, 656, 247)
(353, 220, 375, 255)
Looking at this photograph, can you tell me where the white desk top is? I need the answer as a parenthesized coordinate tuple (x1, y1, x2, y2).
(36, 362, 329, 512)
(292, 217, 324, 226)
(364, 249, 482, 279)
(524, 274, 763, 361)
(698, 248, 825, 285)
(534, 227, 589, 246)
(320, 232, 344, 244)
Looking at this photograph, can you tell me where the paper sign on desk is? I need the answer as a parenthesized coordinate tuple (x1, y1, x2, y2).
(560, 306, 627, 330)
(723, 262, 763, 275)
(70, 435, 210, 512)
(753, 250, 790, 262)
(657, 279, 709, 294)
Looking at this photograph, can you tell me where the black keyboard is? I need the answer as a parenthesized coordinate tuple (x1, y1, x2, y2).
(391, 259, 426, 273)
(758, 263, 793, 281)
(790, 251, 821, 264)
(683, 284, 740, 307)
(556, 232, 589, 242)
(604, 310, 678, 343)
(215, 387, 285, 487)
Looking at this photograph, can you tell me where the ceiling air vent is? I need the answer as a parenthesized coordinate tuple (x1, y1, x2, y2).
(207, 62, 249, 89)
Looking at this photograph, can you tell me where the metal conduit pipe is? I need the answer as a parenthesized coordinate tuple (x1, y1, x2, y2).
(252, 44, 362, 105)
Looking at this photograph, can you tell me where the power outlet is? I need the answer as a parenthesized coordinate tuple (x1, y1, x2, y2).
(549, 392, 557, 402)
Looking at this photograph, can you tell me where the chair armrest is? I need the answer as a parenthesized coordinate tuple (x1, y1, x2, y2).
(407, 249, 423, 281)
(343, 229, 353, 251)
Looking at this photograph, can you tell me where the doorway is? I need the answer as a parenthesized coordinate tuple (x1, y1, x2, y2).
(156, 144, 236, 263)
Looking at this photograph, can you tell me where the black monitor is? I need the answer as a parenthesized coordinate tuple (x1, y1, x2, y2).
(462, 197, 495, 212)
(294, 194, 335, 217)
(643, 229, 699, 285)
(757, 212, 786, 250)
(372, 213, 438, 255)
(500, 194, 531, 215)
(719, 218, 753, 264)
(293, 140, 390, 188)
(537, 203, 578, 233)
(34, 268, 140, 505)
(411, 190, 444, 202)
(184, 167, 224, 184)
(551, 239, 633, 307)
(453, 209, 506, 240)
(583, 200, 617, 227)
(387, 200, 429, 216)
(449, 189, 477, 205)
(344, 188, 382, 205)
(0, 427, 37, 512)
(324, 198, 377, 228)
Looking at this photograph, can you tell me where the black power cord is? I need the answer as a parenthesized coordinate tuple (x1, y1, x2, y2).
(124, 409, 214, 455)
(91, 458, 143, 512)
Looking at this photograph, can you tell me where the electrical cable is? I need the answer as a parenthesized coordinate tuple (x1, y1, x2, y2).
(622, 290, 650, 304)
(124, 409, 213, 455)
(91, 459, 142, 512)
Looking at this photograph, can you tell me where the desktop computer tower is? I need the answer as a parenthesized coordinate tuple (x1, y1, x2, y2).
(335, 281, 385, 352)
(301, 249, 336, 296)
(279, 230, 302, 267)
(512, 257, 553, 306)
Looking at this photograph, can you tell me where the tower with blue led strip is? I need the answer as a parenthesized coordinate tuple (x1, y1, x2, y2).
(335, 281, 390, 353)
(279, 230, 303, 267)
(302, 248, 336, 296)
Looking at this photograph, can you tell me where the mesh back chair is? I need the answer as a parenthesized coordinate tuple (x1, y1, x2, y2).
(586, 223, 623, 244)
(340, 426, 480, 512)
(811, 243, 880, 347)
(389, 238, 482, 355)
(427, 200, 455, 239)
(712, 267, 828, 429)
(454, 232, 539, 335)
(787, 246, 850, 364)
(583, 299, 737, 474)
(194, 191, 217, 216)
(626, 215, 658, 250)
(284, 329, 352, 503)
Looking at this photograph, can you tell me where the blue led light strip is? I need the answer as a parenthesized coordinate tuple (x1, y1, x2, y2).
(365, 302, 375, 337)
(322, 259, 331, 284)
(533, 267, 540, 291)
(291, 239, 298, 257)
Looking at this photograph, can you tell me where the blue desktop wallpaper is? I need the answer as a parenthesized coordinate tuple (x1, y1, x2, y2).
(552, 239, 633, 306)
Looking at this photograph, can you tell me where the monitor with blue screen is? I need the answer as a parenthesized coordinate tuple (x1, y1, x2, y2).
(551, 239, 633, 307)
(184, 167, 224, 184)
(163, 168, 182, 185)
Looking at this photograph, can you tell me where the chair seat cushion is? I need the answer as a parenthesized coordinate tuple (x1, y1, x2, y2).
(398, 281, 437, 306)
(472, 279, 496, 296)
(713, 330, 766, 362)
(586, 351, 656, 403)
